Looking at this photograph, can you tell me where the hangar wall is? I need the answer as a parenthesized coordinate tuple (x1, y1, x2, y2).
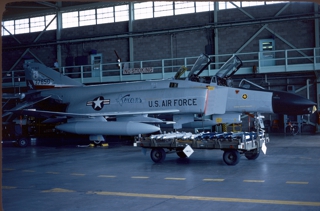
(2, 2, 317, 70)
(218, 2, 315, 53)
(2, 2, 319, 133)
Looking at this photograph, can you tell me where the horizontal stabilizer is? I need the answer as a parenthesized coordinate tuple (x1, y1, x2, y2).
(4, 95, 52, 113)
(2, 93, 26, 100)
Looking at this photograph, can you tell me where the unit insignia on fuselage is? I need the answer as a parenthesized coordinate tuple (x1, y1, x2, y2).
(116, 94, 143, 106)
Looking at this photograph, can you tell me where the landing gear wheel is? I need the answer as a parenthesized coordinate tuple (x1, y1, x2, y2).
(245, 149, 260, 160)
(93, 140, 102, 146)
(176, 150, 187, 158)
(150, 148, 166, 163)
(223, 150, 240, 166)
(292, 126, 299, 135)
(18, 138, 29, 148)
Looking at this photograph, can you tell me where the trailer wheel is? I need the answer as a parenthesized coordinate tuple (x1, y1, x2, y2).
(176, 150, 187, 158)
(18, 137, 29, 148)
(244, 149, 260, 160)
(150, 148, 166, 163)
(223, 150, 240, 166)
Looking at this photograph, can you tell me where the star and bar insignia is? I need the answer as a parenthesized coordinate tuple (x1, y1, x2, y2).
(86, 96, 110, 111)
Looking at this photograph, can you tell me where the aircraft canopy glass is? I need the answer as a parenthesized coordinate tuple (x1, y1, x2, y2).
(187, 54, 211, 80)
(215, 55, 242, 79)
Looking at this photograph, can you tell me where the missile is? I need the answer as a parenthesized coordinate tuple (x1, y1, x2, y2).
(272, 91, 317, 115)
(150, 132, 193, 140)
(56, 121, 160, 136)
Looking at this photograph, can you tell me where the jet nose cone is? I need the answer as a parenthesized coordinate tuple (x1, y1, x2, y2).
(272, 91, 317, 115)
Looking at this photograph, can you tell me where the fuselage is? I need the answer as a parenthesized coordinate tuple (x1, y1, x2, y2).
(40, 78, 278, 116)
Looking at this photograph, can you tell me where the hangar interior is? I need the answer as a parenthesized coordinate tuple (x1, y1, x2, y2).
(2, 1, 320, 142)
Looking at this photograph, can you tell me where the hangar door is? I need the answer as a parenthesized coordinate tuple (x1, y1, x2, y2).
(91, 54, 102, 77)
(259, 39, 275, 66)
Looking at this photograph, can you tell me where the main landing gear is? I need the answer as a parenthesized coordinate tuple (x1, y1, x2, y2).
(89, 135, 108, 147)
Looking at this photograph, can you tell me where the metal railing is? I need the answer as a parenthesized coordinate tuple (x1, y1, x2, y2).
(3, 47, 320, 88)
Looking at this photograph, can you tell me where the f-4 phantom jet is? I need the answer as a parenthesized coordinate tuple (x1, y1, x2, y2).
(6, 54, 317, 144)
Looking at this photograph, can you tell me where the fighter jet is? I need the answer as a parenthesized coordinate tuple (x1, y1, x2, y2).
(5, 54, 317, 143)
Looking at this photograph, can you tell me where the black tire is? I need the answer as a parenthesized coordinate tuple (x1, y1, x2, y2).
(93, 140, 102, 146)
(244, 149, 260, 160)
(18, 137, 29, 148)
(150, 148, 166, 163)
(292, 126, 299, 135)
(223, 150, 240, 166)
(176, 150, 187, 158)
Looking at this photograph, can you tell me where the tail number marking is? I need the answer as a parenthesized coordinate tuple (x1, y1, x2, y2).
(34, 79, 51, 85)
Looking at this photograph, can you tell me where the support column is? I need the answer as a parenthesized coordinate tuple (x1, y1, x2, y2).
(56, 2, 62, 71)
(314, 3, 320, 133)
(314, 3, 319, 49)
(128, 2, 134, 65)
(214, 2, 219, 69)
(316, 77, 320, 133)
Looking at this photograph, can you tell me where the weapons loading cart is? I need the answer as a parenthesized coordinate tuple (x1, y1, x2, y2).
(134, 113, 269, 166)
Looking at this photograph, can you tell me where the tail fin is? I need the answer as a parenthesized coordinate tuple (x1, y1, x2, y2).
(23, 62, 83, 90)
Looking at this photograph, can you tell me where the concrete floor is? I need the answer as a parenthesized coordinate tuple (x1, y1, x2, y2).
(2, 133, 320, 211)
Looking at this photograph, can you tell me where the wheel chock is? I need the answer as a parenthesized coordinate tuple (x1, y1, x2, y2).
(88, 143, 108, 147)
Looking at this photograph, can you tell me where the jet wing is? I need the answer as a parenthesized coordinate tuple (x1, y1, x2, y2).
(22, 108, 180, 119)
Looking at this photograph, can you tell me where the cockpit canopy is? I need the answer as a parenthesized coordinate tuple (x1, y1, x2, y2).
(186, 54, 212, 80)
(177, 53, 242, 86)
(215, 55, 242, 79)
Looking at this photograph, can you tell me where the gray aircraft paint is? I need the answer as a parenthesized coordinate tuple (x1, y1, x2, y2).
(16, 54, 316, 136)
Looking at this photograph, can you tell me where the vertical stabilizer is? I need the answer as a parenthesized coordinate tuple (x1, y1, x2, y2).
(24, 62, 83, 90)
